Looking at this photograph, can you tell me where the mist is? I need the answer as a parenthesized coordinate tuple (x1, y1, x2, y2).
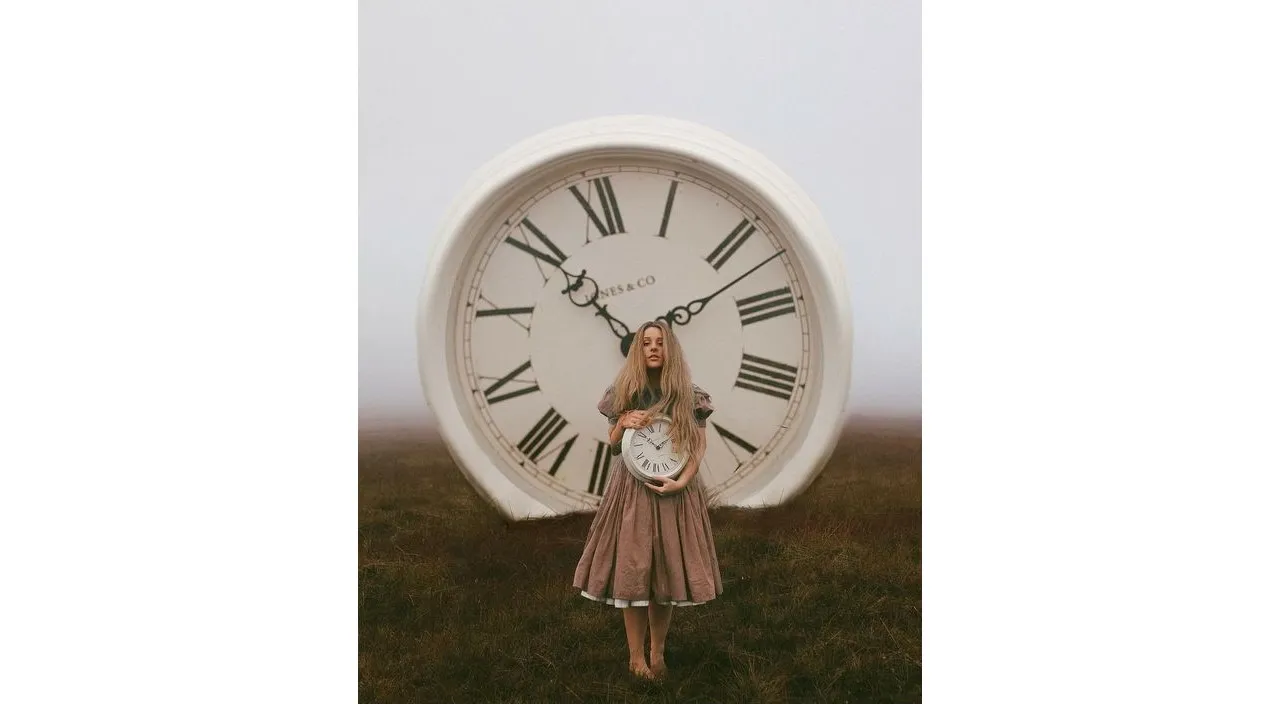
(359, 0, 920, 426)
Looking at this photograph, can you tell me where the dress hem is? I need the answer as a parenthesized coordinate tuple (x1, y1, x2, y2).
(577, 589, 711, 608)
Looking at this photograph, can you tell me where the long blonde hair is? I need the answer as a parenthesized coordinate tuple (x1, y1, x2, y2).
(608, 319, 704, 457)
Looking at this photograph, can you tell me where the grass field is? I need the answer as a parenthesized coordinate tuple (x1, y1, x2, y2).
(359, 419, 921, 703)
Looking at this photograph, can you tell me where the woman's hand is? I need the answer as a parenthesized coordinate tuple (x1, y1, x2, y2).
(619, 410, 651, 430)
(645, 475, 686, 496)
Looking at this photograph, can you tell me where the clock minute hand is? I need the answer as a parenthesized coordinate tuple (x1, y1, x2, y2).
(658, 249, 786, 327)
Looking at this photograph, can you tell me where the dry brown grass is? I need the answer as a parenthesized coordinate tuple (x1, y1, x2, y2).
(359, 420, 920, 703)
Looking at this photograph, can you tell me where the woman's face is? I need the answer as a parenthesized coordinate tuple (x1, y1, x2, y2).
(641, 326, 665, 370)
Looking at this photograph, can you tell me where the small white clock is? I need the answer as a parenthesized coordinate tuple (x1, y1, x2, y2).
(620, 414, 690, 483)
(418, 115, 853, 520)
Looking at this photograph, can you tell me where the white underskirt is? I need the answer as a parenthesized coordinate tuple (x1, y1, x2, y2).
(579, 590, 707, 608)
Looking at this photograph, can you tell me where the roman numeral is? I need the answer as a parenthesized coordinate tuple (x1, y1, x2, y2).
(473, 293, 534, 332)
(735, 353, 799, 401)
(505, 218, 568, 267)
(474, 305, 534, 317)
(569, 177, 625, 239)
(713, 423, 758, 454)
(705, 218, 756, 270)
(588, 442, 611, 495)
(481, 361, 539, 404)
(711, 422, 758, 470)
(736, 286, 796, 326)
(545, 434, 578, 477)
(517, 408, 576, 472)
(657, 181, 678, 238)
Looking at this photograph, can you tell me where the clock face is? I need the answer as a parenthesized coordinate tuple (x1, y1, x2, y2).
(622, 416, 689, 481)
(454, 163, 814, 510)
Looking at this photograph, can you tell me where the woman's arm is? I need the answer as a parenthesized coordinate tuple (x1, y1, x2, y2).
(608, 417, 626, 450)
(608, 411, 648, 453)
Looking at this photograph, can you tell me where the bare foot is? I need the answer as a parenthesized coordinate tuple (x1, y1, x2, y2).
(649, 651, 667, 678)
(629, 659, 655, 680)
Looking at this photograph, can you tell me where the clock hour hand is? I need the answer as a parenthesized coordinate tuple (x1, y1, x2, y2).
(633, 427, 659, 449)
(558, 268, 635, 354)
(657, 249, 786, 328)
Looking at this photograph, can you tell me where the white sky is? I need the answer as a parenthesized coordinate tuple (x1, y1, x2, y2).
(360, 0, 920, 423)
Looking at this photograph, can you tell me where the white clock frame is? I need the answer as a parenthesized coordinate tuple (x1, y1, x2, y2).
(418, 115, 853, 520)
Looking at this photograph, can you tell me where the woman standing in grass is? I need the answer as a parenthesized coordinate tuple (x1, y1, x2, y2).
(572, 319, 723, 680)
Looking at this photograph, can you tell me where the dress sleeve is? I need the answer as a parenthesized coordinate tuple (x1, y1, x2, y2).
(693, 384, 715, 428)
(598, 385, 619, 426)
(599, 385, 623, 455)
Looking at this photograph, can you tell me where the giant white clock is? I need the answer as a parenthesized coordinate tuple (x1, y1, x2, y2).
(418, 115, 852, 520)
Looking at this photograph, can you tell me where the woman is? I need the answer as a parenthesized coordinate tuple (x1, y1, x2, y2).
(572, 319, 723, 680)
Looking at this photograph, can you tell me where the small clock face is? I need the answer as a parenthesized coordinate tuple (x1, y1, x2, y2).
(455, 162, 813, 510)
(622, 417, 688, 481)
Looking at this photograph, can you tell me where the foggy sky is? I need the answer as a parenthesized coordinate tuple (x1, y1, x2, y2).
(359, 0, 920, 424)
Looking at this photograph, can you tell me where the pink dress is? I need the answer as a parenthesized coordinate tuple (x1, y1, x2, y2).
(572, 384, 724, 607)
